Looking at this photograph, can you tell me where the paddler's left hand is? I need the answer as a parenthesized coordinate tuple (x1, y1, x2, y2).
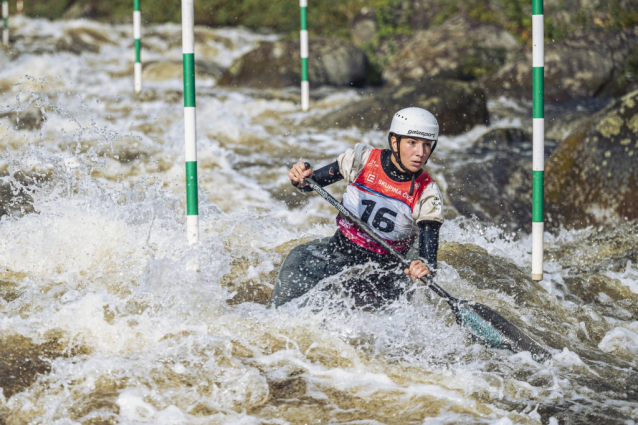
(404, 260, 430, 282)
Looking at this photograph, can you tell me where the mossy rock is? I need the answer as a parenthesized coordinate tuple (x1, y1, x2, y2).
(439, 242, 547, 306)
(439, 127, 556, 231)
(545, 89, 638, 229)
(480, 26, 638, 102)
(314, 78, 488, 135)
(218, 38, 368, 89)
(383, 15, 520, 85)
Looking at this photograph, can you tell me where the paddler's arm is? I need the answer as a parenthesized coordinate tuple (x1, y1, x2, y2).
(410, 181, 444, 280)
(403, 221, 441, 280)
(289, 160, 343, 192)
(418, 220, 441, 274)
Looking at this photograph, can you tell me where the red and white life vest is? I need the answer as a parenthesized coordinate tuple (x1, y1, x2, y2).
(337, 149, 434, 255)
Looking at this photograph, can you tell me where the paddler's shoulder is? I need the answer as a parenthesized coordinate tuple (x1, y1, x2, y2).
(412, 178, 444, 223)
(338, 143, 375, 183)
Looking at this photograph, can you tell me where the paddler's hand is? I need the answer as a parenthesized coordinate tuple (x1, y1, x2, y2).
(404, 260, 430, 282)
(289, 161, 313, 187)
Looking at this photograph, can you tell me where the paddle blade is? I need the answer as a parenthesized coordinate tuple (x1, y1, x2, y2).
(456, 301, 552, 363)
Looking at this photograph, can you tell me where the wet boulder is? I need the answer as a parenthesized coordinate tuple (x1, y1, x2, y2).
(54, 25, 114, 55)
(315, 78, 488, 135)
(481, 26, 638, 102)
(383, 15, 521, 86)
(438, 242, 546, 307)
(544, 89, 638, 229)
(440, 128, 556, 231)
(143, 60, 223, 82)
(350, 7, 377, 47)
(0, 108, 45, 131)
(218, 38, 368, 89)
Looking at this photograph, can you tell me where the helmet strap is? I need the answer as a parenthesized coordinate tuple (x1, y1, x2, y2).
(389, 133, 416, 196)
(409, 173, 415, 197)
(424, 140, 437, 165)
(389, 134, 407, 173)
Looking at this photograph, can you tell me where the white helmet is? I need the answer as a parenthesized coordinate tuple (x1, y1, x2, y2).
(389, 107, 439, 141)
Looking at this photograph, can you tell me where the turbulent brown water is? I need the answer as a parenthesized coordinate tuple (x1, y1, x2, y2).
(0, 17, 637, 425)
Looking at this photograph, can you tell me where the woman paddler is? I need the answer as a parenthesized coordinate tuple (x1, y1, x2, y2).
(272, 107, 444, 308)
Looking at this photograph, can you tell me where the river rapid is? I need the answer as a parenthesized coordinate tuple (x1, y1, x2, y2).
(0, 17, 637, 424)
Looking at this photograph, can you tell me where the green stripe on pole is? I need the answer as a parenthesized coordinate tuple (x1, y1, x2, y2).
(533, 67, 544, 119)
(532, 171, 544, 222)
(301, 57, 308, 82)
(183, 53, 196, 107)
(532, 0, 543, 15)
(186, 161, 198, 215)
(300, 6, 307, 30)
(134, 0, 140, 11)
(135, 39, 141, 63)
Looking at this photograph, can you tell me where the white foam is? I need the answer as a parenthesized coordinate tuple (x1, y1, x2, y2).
(599, 327, 638, 357)
(605, 260, 638, 294)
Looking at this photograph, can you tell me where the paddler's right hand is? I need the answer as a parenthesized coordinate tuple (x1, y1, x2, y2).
(289, 161, 313, 187)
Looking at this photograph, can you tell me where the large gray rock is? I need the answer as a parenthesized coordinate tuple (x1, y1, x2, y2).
(440, 128, 556, 232)
(315, 78, 488, 135)
(382, 15, 521, 86)
(481, 26, 638, 102)
(545, 89, 638, 229)
(218, 38, 368, 88)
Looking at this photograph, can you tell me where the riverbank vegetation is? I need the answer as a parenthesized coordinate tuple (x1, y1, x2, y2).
(22, 0, 638, 45)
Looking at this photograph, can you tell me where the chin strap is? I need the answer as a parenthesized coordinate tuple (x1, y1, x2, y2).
(409, 173, 415, 197)
(389, 133, 416, 196)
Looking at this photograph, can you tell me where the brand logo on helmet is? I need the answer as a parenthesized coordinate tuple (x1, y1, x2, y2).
(407, 130, 436, 138)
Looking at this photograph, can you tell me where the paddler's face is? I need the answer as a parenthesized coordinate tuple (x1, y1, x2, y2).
(391, 135, 434, 173)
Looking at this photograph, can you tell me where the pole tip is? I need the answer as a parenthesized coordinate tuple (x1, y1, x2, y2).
(532, 273, 543, 281)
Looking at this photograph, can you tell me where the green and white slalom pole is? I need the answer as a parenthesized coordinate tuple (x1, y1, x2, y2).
(182, 0, 198, 245)
(16, 0, 22, 15)
(532, 0, 544, 281)
(134, 0, 142, 93)
(2, 0, 8, 46)
(300, 0, 309, 111)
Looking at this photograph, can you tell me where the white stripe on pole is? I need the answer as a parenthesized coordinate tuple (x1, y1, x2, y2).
(134, 63, 142, 93)
(532, 16, 544, 67)
(300, 30, 308, 58)
(187, 215, 198, 245)
(532, 222, 544, 280)
(300, 0, 307, 7)
(301, 81, 309, 111)
(133, 11, 141, 39)
(182, 1, 194, 54)
(533, 119, 544, 171)
(184, 107, 197, 162)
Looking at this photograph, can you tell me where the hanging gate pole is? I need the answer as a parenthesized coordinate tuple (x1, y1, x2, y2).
(16, 0, 21, 15)
(532, 0, 544, 281)
(182, 0, 198, 245)
(134, 0, 142, 93)
(300, 0, 309, 111)
(2, 0, 8, 46)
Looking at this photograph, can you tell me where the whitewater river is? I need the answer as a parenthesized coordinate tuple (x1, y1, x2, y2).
(0, 17, 637, 424)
